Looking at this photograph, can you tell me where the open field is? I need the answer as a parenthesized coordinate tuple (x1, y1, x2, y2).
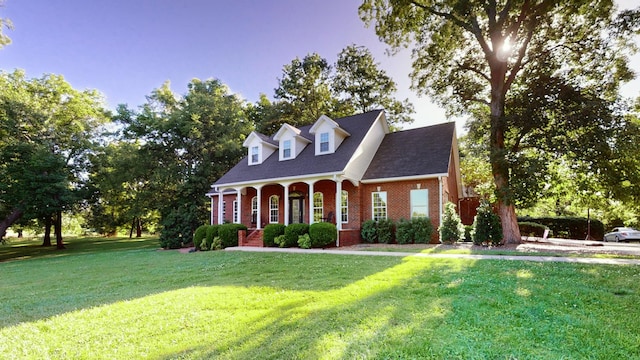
(1, 237, 639, 359)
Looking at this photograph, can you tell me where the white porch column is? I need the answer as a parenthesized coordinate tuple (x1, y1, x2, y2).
(210, 196, 214, 225)
(236, 188, 242, 224)
(308, 181, 314, 225)
(217, 189, 224, 225)
(283, 183, 290, 226)
(256, 185, 263, 229)
(335, 179, 342, 231)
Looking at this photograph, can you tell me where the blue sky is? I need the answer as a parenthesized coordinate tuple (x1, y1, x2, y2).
(2, 0, 639, 131)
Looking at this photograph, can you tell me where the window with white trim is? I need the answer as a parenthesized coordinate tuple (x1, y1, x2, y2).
(372, 191, 387, 221)
(250, 146, 259, 164)
(283, 140, 291, 159)
(313, 192, 323, 222)
(233, 200, 239, 223)
(410, 189, 429, 219)
(251, 196, 258, 223)
(320, 132, 329, 153)
(269, 195, 279, 223)
(341, 190, 348, 223)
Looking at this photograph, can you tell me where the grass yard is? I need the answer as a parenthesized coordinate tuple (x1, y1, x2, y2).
(1, 237, 639, 359)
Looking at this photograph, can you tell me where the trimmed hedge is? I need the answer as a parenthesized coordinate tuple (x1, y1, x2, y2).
(217, 223, 247, 248)
(309, 222, 337, 248)
(193, 225, 208, 250)
(518, 222, 548, 238)
(205, 225, 219, 250)
(263, 224, 285, 247)
(413, 217, 434, 244)
(282, 223, 309, 248)
(395, 219, 413, 244)
(518, 216, 605, 240)
(377, 218, 395, 244)
(361, 220, 378, 243)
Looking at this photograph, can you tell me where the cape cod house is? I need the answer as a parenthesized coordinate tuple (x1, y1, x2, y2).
(207, 109, 461, 246)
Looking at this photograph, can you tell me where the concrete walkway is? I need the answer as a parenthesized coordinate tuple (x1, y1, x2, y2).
(225, 246, 640, 266)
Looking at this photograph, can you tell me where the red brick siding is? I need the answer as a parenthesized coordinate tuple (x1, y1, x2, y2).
(361, 179, 441, 243)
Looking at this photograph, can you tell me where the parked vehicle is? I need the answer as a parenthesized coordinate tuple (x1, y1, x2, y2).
(603, 227, 640, 242)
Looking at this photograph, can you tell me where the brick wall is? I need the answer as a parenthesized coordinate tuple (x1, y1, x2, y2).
(360, 179, 441, 243)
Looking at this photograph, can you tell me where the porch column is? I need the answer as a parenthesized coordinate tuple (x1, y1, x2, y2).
(217, 189, 224, 225)
(283, 183, 290, 226)
(256, 185, 263, 229)
(210, 196, 214, 225)
(335, 179, 342, 231)
(236, 188, 242, 224)
(308, 181, 314, 225)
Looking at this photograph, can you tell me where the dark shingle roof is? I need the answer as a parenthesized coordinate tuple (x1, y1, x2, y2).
(362, 122, 455, 180)
(214, 110, 383, 186)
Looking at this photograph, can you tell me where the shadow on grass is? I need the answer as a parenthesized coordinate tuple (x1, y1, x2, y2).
(0, 236, 159, 263)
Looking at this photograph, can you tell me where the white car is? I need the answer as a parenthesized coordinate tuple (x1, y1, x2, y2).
(604, 227, 640, 242)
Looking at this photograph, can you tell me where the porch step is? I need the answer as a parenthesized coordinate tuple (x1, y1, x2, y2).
(241, 229, 264, 247)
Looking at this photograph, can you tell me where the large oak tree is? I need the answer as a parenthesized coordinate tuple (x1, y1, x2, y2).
(360, 0, 639, 243)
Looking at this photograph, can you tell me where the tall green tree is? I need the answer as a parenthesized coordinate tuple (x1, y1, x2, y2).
(333, 44, 414, 129)
(0, 70, 108, 246)
(0, 1, 11, 49)
(273, 53, 353, 129)
(360, 0, 640, 243)
(116, 79, 251, 248)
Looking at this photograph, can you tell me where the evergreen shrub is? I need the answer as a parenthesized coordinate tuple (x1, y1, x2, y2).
(361, 220, 378, 243)
(217, 223, 247, 248)
(283, 223, 309, 247)
(309, 222, 336, 248)
(439, 202, 464, 244)
(472, 202, 503, 246)
(263, 224, 285, 247)
(413, 217, 434, 244)
(395, 219, 413, 244)
(377, 218, 395, 244)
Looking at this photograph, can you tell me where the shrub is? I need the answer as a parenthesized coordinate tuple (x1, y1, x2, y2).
(361, 220, 378, 243)
(377, 218, 395, 244)
(283, 223, 309, 247)
(517, 216, 605, 240)
(159, 206, 199, 249)
(395, 219, 413, 244)
(463, 225, 473, 242)
(413, 217, 434, 244)
(211, 236, 223, 250)
(204, 225, 219, 250)
(274, 234, 287, 247)
(263, 224, 286, 247)
(309, 222, 337, 248)
(298, 233, 312, 249)
(439, 202, 464, 244)
(193, 225, 208, 251)
(217, 223, 247, 248)
(472, 201, 503, 246)
(518, 222, 548, 238)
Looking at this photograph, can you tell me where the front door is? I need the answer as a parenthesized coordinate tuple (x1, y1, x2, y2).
(289, 197, 304, 224)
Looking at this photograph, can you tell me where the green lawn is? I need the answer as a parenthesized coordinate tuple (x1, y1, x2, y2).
(1, 237, 639, 359)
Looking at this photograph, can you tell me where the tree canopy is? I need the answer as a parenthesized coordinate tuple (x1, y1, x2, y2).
(360, 0, 640, 243)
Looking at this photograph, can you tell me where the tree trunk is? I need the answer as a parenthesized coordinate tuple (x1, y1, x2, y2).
(489, 60, 522, 244)
(136, 218, 142, 238)
(54, 211, 65, 249)
(129, 217, 135, 239)
(43, 216, 52, 246)
(0, 208, 24, 240)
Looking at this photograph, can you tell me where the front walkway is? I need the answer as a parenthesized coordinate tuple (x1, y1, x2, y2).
(225, 245, 640, 266)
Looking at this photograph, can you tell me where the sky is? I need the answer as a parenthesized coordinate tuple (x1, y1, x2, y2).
(2, 0, 639, 132)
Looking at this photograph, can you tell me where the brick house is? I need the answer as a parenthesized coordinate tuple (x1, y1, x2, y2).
(207, 109, 461, 246)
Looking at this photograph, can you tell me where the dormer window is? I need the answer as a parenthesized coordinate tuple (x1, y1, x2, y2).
(250, 146, 259, 164)
(320, 133, 329, 153)
(310, 115, 351, 156)
(243, 131, 278, 166)
(283, 140, 292, 159)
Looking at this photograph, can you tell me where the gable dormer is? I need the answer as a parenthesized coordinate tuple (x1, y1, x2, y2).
(309, 115, 351, 155)
(273, 124, 311, 161)
(243, 131, 278, 166)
